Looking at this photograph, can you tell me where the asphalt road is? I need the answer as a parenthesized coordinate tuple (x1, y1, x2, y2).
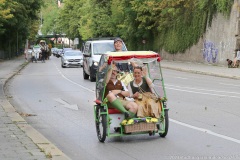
(5, 56, 240, 160)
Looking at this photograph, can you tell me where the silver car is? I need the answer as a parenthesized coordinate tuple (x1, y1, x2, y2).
(61, 50, 83, 68)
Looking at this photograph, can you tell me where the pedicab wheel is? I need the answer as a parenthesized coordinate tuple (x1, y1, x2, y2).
(158, 109, 169, 137)
(95, 105, 107, 142)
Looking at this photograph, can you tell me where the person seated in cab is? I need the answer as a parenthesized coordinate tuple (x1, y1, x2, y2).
(104, 64, 138, 119)
(127, 64, 161, 118)
(127, 65, 154, 99)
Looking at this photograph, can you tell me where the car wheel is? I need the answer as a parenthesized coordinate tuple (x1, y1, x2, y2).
(89, 66, 96, 82)
(83, 67, 89, 79)
(90, 71, 96, 82)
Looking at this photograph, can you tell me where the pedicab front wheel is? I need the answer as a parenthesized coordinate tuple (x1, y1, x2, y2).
(159, 109, 169, 137)
(95, 105, 107, 142)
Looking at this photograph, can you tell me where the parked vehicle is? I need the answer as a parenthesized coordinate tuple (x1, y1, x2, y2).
(82, 38, 127, 82)
(51, 47, 58, 56)
(61, 50, 83, 68)
(57, 48, 72, 58)
(55, 49, 63, 58)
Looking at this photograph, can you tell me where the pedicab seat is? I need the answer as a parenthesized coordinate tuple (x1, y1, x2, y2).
(108, 108, 122, 114)
(94, 99, 122, 114)
(94, 99, 102, 105)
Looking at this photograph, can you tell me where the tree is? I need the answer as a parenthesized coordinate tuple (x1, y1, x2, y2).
(0, 0, 43, 58)
(41, 0, 59, 35)
(0, 0, 14, 34)
(42, 0, 233, 53)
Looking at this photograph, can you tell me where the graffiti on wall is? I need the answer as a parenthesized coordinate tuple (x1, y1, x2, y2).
(202, 41, 218, 63)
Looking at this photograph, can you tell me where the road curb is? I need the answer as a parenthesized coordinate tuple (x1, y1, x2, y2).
(2, 60, 71, 160)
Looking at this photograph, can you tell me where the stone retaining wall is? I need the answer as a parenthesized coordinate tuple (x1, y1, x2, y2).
(161, 0, 240, 66)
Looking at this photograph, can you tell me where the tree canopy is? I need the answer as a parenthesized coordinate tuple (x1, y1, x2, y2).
(48, 0, 233, 53)
(0, 0, 43, 58)
(0, 0, 234, 58)
(0, 0, 14, 34)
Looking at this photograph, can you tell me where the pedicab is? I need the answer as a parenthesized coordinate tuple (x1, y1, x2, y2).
(94, 51, 169, 142)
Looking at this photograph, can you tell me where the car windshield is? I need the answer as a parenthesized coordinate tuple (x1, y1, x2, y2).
(65, 51, 82, 56)
(33, 46, 40, 52)
(63, 48, 72, 52)
(93, 42, 127, 55)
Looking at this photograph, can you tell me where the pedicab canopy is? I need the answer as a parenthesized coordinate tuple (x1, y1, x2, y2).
(96, 51, 166, 102)
(105, 51, 161, 64)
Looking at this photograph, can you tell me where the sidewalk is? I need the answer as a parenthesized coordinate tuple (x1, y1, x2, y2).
(0, 55, 69, 160)
(161, 60, 240, 80)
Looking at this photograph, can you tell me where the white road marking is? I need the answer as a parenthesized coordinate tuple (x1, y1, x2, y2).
(175, 77, 188, 80)
(55, 63, 94, 93)
(166, 84, 240, 95)
(166, 87, 240, 99)
(55, 98, 79, 110)
(170, 119, 240, 144)
(219, 83, 240, 87)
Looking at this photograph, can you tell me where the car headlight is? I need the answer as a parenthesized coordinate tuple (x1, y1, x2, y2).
(93, 61, 99, 66)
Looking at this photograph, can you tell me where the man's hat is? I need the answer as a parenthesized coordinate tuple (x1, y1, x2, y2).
(114, 37, 123, 43)
(40, 40, 45, 43)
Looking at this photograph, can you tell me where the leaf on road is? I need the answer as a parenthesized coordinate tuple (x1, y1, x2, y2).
(18, 112, 37, 117)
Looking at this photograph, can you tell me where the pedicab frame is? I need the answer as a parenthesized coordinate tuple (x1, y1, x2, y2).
(94, 51, 169, 142)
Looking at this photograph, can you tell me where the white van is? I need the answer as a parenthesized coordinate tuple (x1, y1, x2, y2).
(82, 38, 127, 82)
